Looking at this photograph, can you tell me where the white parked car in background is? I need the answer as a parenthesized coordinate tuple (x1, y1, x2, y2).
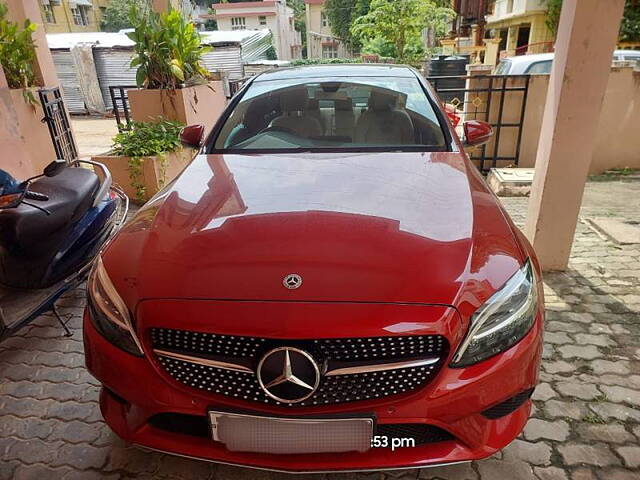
(494, 50, 640, 75)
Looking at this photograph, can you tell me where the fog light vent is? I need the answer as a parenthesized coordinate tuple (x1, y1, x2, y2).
(481, 388, 534, 419)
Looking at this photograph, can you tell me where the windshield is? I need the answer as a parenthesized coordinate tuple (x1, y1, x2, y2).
(494, 60, 511, 75)
(211, 76, 447, 152)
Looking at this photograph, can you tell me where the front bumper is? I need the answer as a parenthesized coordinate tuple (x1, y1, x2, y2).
(83, 306, 542, 473)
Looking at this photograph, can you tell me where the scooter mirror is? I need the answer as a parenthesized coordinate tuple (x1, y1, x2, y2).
(44, 159, 67, 177)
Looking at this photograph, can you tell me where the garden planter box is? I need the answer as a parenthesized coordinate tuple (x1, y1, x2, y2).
(93, 148, 194, 203)
(127, 81, 227, 136)
(6, 88, 57, 178)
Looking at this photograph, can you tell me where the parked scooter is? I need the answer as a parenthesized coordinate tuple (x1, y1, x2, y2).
(0, 159, 128, 341)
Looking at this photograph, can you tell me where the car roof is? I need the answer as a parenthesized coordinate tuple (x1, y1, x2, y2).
(253, 64, 417, 82)
(501, 53, 555, 66)
(614, 49, 640, 56)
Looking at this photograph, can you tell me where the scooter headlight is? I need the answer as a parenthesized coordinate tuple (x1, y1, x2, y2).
(87, 257, 143, 356)
(451, 260, 538, 368)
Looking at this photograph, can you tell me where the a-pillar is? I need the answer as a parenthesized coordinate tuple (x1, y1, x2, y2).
(524, 0, 625, 271)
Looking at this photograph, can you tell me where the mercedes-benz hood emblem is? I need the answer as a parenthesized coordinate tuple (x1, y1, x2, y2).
(283, 273, 302, 289)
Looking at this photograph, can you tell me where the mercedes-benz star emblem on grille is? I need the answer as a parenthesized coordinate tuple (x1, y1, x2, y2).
(283, 273, 302, 289)
(257, 347, 320, 404)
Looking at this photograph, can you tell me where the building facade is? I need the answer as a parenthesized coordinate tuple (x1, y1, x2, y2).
(39, 0, 108, 33)
(486, 0, 554, 56)
(304, 0, 350, 59)
(208, 0, 302, 60)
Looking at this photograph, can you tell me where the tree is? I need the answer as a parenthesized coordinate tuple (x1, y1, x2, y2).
(101, 0, 150, 32)
(287, 0, 307, 56)
(324, 0, 371, 50)
(543, 0, 640, 42)
(620, 0, 640, 42)
(351, 0, 454, 62)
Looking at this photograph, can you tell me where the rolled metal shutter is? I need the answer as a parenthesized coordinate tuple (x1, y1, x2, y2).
(93, 47, 137, 111)
(51, 49, 87, 114)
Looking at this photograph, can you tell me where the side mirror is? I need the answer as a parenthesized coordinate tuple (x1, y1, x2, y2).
(463, 120, 493, 146)
(44, 159, 67, 177)
(180, 124, 205, 149)
(444, 103, 460, 127)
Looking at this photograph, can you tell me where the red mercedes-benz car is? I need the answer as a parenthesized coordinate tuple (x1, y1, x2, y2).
(84, 65, 543, 473)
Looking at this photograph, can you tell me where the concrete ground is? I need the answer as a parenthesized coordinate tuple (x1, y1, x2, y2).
(0, 178, 639, 480)
(72, 117, 119, 159)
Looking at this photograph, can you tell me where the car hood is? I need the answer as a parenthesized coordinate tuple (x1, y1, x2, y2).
(104, 152, 524, 314)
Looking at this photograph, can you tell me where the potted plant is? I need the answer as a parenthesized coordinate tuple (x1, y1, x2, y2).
(0, 2, 58, 177)
(125, 6, 227, 135)
(0, 2, 37, 102)
(92, 120, 194, 203)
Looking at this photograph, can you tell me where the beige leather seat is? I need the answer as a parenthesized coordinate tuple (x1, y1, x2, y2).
(334, 98, 355, 138)
(354, 91, 414, 145)
(270, 88, 323, 138)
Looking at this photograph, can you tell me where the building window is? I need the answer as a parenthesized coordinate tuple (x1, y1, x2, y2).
(506, 0, 514, 13)
(258, 15, 267, 26)
(321, 12, 328, 27)
(71, 5, 90, 26)
(42, 4, 56, 23)
(322, 44, 337, 59)
(231, 17, 246, 30)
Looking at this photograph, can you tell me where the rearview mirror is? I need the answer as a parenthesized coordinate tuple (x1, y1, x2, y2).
(463, 120, 493, 146)
(180, 124, 205, 149)
(44, 159, 67, 177)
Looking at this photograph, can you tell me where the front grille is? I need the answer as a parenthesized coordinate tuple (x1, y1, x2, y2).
(149, 412, 454, 446)
(151, 328, 449, 407)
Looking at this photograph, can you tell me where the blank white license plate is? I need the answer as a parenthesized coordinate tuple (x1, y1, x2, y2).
(208, 411, 373, 454)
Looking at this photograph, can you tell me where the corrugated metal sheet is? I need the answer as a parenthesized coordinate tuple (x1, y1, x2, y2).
(201, 46, 244, 80)
(241, 30, 272, 64)
(52, 29, 274, 113)
(93, 48, 136, 111)
(51, 50, 86, 114)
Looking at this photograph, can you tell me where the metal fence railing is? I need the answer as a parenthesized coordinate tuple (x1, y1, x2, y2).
(428, 74, 531, 172)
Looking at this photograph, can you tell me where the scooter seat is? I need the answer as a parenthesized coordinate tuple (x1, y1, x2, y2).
(0, 166, 100, 256)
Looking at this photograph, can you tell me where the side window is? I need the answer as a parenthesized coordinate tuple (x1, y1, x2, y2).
(525, 60, 552, 74)
(494, 60, 511, 75)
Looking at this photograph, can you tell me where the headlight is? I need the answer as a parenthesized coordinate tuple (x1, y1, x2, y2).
(451, 259, 538, 368)
(87, 257, 144, 356)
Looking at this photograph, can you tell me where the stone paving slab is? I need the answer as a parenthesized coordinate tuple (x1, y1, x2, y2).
(1, 179, 639, 480)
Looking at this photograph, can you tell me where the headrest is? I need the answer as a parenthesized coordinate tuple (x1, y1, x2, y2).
(280, 87, 309, 112)
(334, 98, 353, 111)
(243, 100, 265, 129)
(368, 90, 396, 112)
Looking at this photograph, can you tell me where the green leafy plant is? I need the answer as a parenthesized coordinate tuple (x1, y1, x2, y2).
(350, 0, 455, 64)
(291, 57, 360, 66)
(0, 2, 38, 102)
(324, 0, 371, 50)
(127, 5, 212, 89)
(111, 120, 184, 201)
(101, 0, 149, 32)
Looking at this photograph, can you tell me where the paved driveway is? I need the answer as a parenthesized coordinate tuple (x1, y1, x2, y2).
(1, 179, 639, 480)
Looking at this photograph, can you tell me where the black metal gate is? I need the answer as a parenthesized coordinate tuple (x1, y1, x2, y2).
(39, 87, 78, 163)
(427, 74, 530, 173)
(109, 85, 137, 131)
